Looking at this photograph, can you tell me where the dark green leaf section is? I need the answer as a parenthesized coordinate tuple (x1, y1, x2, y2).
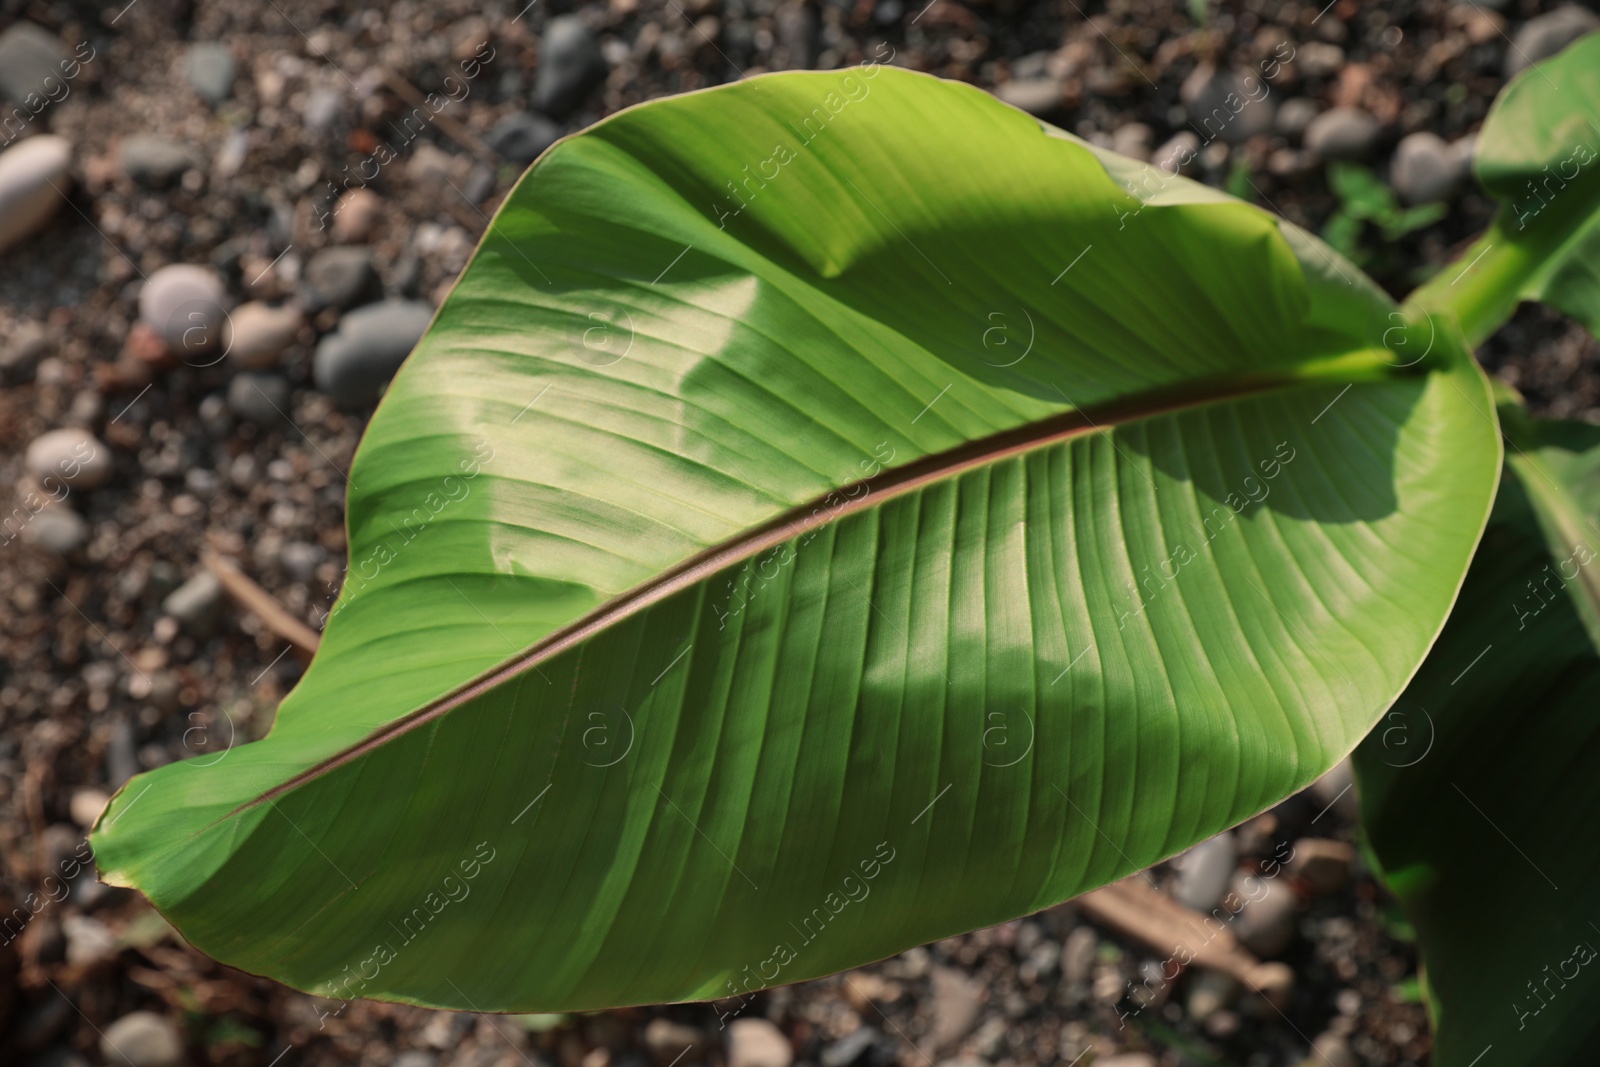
(92, 69, 1500, 1012)
(1412, 32, 1600, 342)
(1356, 402, 1600, 1067)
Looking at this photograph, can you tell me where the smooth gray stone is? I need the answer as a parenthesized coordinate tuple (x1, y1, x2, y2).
(487, 110, 562, 165)
(313, 299, 434, 406)
(185, 42, 236, 105)
(121, 134, 199, 187)
(0, 22, 67, 106)
(532, 16, 607, 118)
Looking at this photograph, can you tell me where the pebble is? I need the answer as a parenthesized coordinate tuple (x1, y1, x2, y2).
(0, 134, 71, 254)
(224, 301, 302, 369)
(406, 142, 457, 187)
(1274, 97, 1320, 140)
(145, 561, 180, 606)
(1268, 147, 1313, 178)
(62, 914, 117, 966)
(313, 299, 434, 406)
(41, 823, 80, 874)
(928, 966, 982, 1050)
(216, 127, 249, 177)
(1173, 831, 1237, 912)
(773, 0, 818, 68)
(1095, 1056, 1156, 1067)
(0, 21, 67, 105)
(1110, 122, 1153, 162)
(1231, 873, 1297, 957)
(1250, 961, 1296, 1008)
(228, 372, 291, 426)
(21, 506, 88, 555)
(70, 788, 109, 827)
(1179, 64, 1275, 144)
(642, 1019, 705, 1061)
(1506, 5, 1599, 76)
(121, 134, 199, 188)
(0, 319, 48, 383)
(1295, 41, 1345, 79)
(971, 1017, 1010, 1055)
(1288, 837, 1355, 894)
(1185, 969, 1240, 1022)
(1303, 107, 1381, 161)
(1060, 925, 1098, 984)
(330, 187, 381, 242)
(101, 1012, 183, 1067)
(1019, 940, 1058, 983)
(118, 322, 172, 373)
(725, 1019, 791, 1067)
(1299, 1031, 1358, 1067)
(278, 540, 325, 582)
(302, 245, 377, 311)
(533, 15, 608, 118)
(161, 570, 225, 637)
(139, 264, 230, 356)
(185, 42, 235, 105)
(1151, 131, 1201, 175)
(896, 945, 930, 979)
(821, 1027, 893, 1067)
(461, 163, 495, 204)
(25, 427, 111, 489)
(487, 111, 563, 165)
(107, 718, 139, 787)
(303, 86, 343, 133)
(1390, 131, 1463, 204)
(394, 1054, 439, 1067)
(995, 77, 1065, 116)
(1308, 757, 1359, 822)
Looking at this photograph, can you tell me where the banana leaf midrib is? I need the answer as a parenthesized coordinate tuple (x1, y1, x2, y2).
(234, 343, 1407, 815)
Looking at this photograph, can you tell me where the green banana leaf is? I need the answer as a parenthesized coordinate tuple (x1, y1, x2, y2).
(1479, 32, 1600, 335)
(1356, 398, 1600, 1066)
(1413, 32, 1600, 342)
(92, 67, 1500, 1012)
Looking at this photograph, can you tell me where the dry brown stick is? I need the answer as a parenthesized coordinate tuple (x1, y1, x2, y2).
(379, 67, 496, 163)
(1075, 874, 1291, 996)
(203, 553, 321, 655)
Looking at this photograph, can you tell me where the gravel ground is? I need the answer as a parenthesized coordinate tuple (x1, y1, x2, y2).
(2, 0, 1597, 1065)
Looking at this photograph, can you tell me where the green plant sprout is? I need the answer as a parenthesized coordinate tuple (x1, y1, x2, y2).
(1321, 160, 1449, 265)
